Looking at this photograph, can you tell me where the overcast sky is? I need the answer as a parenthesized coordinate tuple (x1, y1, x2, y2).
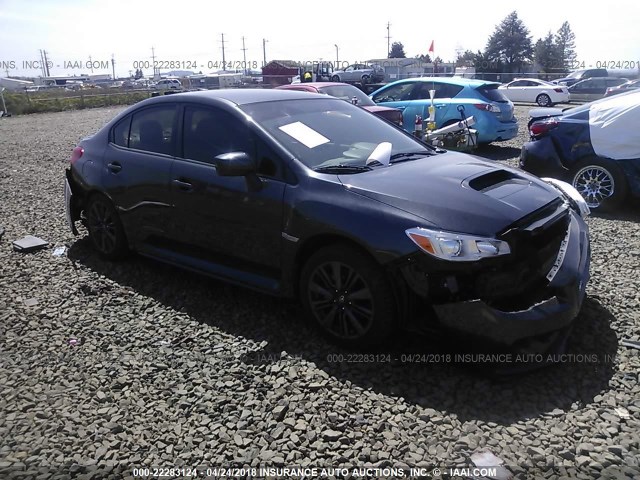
(1, 0, 639, 78)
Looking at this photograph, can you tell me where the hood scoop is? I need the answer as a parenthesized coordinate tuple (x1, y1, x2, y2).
(467, 169, 533, 201)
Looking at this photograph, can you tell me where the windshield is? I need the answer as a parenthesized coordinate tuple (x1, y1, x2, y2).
(318, 85, 375, 106)
(241, 98, 432, 171)
(566, 71, 583, 79)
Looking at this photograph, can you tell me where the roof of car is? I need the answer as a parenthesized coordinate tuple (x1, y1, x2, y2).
(394, 76, 499, 87)
(146, 88, 325, 106)
(278, 82, 351, 89)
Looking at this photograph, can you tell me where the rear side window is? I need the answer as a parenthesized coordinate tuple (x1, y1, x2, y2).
(112, 115, 131, 147)
(129, 105, 178, 155)
(412, 82, 464, 99)
(476, 85, 509, 103)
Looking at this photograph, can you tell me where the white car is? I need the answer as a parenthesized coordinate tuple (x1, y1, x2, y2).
(499, 78, 569, 106)
(153, 78, 182, 90)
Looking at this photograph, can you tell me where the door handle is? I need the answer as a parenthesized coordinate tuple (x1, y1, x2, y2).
(172, 179, 193, 191)
(395, 106, 406, 111)
(107, 162, 122, 173)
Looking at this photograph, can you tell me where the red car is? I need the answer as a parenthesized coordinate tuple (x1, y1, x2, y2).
(276, 82, 403, 127)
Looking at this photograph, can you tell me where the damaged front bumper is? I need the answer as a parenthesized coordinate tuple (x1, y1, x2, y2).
(408, 211, 590, 346)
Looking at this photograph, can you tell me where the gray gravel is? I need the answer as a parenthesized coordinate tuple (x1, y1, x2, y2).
(1, 104, 639, 479)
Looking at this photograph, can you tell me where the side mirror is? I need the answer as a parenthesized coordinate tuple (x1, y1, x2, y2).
(214, 152, 256, 176)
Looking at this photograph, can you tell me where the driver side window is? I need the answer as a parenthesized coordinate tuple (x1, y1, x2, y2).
(372, 82, 415, 102)
(183, 106, 250, 163)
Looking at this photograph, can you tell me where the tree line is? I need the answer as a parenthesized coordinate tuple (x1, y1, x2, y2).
(389, 11, 577, 75)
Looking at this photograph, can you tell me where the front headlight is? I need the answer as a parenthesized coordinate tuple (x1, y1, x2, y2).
(406, 227, 511, 262)
(541, 177, 590, 218)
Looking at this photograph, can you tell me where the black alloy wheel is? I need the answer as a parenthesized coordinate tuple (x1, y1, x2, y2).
(85, 194, 127, 259)
(301, 245, 396, 347)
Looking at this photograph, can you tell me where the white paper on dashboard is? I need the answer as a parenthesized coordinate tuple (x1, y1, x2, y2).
(278, 122, 330, 148)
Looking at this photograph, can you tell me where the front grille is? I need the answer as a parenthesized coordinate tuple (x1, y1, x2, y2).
(497, 200, 570, 285)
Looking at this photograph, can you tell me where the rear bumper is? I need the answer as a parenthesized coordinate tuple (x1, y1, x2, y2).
(428, 212, 590, 345)
(520, 137, 567, 178)
(475, 116, 518, 143)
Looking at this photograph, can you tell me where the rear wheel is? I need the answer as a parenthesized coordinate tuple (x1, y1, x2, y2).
(300, 244, 396, 347)
(361, 74, 370, 84)
(570, 158, 628, 210)
(85, 194, 128, 259)
(536, 93, 552, 106)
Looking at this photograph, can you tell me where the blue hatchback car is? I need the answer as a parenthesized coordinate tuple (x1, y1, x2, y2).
(369, 77, 518, 144)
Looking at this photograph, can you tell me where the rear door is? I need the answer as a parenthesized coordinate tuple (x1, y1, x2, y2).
(102, 103, 178, 246)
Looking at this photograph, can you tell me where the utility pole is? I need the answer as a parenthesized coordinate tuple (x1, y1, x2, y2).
(111, 54, 116, 80)
(334, 44, 339, 68)
(263, 38, 268, 67)
(89, 55, 94, 73)
(39, 50, 45, 77)
(386, 22, 391, 58)
(241, 36, 248, 75)
(151, 47, 157, 79)
(221, 33, 227, 71)
(4, 68, 9, 77)
(43, 50, 51, 76)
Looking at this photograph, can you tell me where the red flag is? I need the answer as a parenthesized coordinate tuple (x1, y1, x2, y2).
(428, 40, 434, 53)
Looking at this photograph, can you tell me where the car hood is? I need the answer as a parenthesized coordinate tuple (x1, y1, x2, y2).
(339, 152, 561, 236)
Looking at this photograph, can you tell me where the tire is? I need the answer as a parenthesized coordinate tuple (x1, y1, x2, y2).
(85, 194, 128, 259)
(331, 75, 340, 82)
(570, 158, 628, 210)
(300, 244, 396, 348)
(536, 94, 552, 107)
(361, 74, 370, 85)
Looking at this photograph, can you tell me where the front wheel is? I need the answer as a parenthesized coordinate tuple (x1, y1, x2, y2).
(536, 93, 552, 106)
(300, 245, 396, 347)
(85, 194, 128, 259)
(331, 75, 340, 82)
(570, 158, 628, 210)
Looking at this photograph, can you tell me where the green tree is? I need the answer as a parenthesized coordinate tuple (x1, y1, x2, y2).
(555, 21, 577, 72)
(485, 11, 533, 72)
(389, 42, 406, 58)
(416, 54, 432, 63)
(534, 32, 561, 73)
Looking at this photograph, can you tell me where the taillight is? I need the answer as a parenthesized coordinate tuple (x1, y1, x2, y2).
(69, 146, 84, 164)
(554, 88, 564, 93)
(529, 118, 558, 137)
(474, 103, 501, 113)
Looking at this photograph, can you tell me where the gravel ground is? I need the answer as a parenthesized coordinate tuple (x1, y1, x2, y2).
(0, 104, 639, 480)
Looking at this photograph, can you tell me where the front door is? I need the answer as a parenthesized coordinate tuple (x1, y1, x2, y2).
(170, 104, 287, 273)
